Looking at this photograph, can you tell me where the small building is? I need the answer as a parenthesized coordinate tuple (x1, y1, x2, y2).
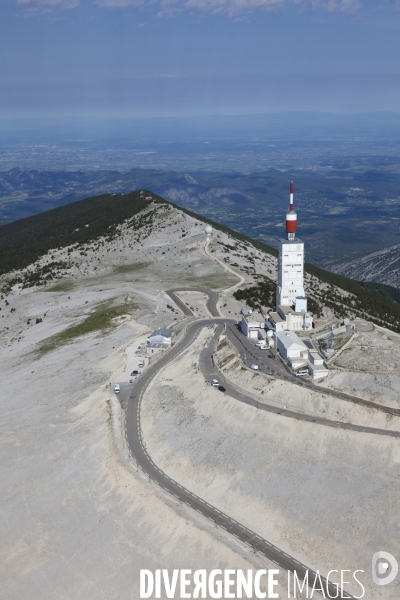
(308, 350, 324, 365)
(269, 305, 313, 333)
(308, 363, 329, 380)
(268, 311, 287, 333)
(275, 330, 308, 368)
(295, 296, 308, 313)
(240, 311, 266, 339)
(147, 328, 173, 347)
(308, 350, 328, 379)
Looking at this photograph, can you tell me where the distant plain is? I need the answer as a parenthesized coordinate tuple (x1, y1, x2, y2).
(1, 113, 400, 275)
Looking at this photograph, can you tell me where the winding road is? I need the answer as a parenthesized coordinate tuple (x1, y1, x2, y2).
(122, 317, 353, 598)
(120, 286, 399, 598)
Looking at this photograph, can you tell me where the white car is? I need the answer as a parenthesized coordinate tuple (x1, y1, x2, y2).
(114, 384, 120, 394)
(211, 379, 219, 386)
(138, 361, 145, 368)
(250, 364, 259, 371)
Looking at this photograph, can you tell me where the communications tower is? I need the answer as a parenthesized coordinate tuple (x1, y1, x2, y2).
(276, 181, 307, 311)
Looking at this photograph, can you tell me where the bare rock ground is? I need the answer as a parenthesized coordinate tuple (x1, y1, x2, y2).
(321, 328, 400, 409)
(1, 207, 271, 599)
(2, 201, 400, 598)
(141, 327, 400, 600)
(215, 336, 400, 431)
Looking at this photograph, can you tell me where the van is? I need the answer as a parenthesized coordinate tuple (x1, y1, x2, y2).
(114, 384, 120, 394)
(255, 341, 267, 349)
(296, 370, 308, 377)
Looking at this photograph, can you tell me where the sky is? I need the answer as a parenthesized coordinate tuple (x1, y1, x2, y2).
(1, 0, 400, 117)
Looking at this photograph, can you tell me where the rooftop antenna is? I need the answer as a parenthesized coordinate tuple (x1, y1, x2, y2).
(286, 181, 297, 241)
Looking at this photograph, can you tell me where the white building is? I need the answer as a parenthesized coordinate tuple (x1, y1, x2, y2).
(269, 305, 313, 333)
(240, 312, 266, 339)
(147, 328, 173, 347)
(308, 350, 329, 380)
(276, 239, 306, 308)
(275, 330, 308, 369)
(269, 181, 313, 333)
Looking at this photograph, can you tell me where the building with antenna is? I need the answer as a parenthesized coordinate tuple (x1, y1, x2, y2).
(269, 181, 313, 332)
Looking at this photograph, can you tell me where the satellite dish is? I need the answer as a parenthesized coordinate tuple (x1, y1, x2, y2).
(205, 225, 213, 235)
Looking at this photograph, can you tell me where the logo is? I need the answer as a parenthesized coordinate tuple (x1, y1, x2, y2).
(372, 552, 398, 586)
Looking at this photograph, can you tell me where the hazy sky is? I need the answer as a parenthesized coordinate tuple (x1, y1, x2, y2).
(1, 0, 400, 117)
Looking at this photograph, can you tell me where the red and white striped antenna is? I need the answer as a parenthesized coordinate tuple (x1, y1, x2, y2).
(289, 180, 294, 210)
(286, 180, 297, 240)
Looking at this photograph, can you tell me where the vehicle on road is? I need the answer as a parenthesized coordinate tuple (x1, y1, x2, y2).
(250, 364, 259, 370)
(130, 370, 139, 376)
(211, 379, 219, 386)
(255, 341, 268, 349)
(218, 385, 226, 392)
(296, 369, 308, 377)
(114, 384, 120, 394)
(138, 361, 145, 368)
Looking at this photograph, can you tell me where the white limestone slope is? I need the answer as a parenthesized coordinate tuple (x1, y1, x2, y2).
(1, 199, 399, 599)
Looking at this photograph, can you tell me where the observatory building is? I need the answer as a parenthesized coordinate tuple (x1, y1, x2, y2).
(269, 182, 313, 333)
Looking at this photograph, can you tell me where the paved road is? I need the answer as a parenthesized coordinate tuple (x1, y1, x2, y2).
(226, 323, 400, 418)
(166, 288, 219, 317)
(205, 325, 400, 439)
(121, 287, 398, 598)
(122, 317, 356, 598)
(167, 287, 400, 418)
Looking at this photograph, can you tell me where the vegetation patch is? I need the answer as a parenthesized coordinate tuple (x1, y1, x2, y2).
(113, 261, 151, 274)
(36, 297, 138, 356)
(219, 352, 236, 368)
(184, 273, 237, 289)
(47, 280, 75, 292)
(233, 275, 275, 311)
(0, 190, 156, 276)
(217, 339, 228, 351)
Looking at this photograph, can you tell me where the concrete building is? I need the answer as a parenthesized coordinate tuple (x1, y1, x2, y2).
(240, 312, 266, 339)
(269, 181, 313, 333)
(275, 330, 309, 369)
(307, 350, 329, 379)
(276, 239, 306, 308)
(147, 328, 173, 348)
(270, 305, 313, 333)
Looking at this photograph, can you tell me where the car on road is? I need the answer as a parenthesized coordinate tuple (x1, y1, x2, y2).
(218, 385, 226, 392)
(114, 384, 120, 394)
(130, 370, 139, 376)
(250, 364, 259, 370)
(138, 361, 145, 368)
(211, 379, 219, 386)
